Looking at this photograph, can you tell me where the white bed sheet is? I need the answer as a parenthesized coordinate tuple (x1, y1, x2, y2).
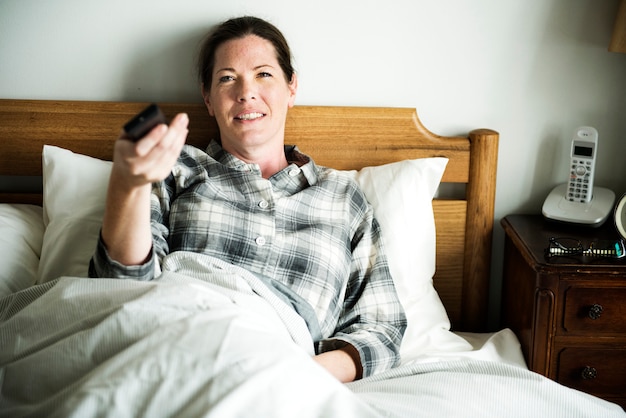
(408, 328, 528, 368)
(349, 358, 623, 418)
(1, 253, 623, 418)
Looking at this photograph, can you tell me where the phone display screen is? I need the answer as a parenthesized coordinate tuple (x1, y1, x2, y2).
(574, 145, 593, 157)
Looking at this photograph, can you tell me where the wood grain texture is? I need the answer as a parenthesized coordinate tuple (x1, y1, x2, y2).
(462, 128, 499, 331)
(433, 200, 466, 326)
(0, 99, 499, 332)
(0, 100, 471, 179)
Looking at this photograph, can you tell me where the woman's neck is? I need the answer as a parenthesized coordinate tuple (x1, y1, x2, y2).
(225, 143, 288, 179)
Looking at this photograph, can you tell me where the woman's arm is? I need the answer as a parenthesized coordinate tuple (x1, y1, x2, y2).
(101, 113, 189, 266)
(316, 195, 406, 379)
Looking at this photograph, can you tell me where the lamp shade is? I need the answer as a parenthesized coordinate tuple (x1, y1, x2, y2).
(609, 0, 626, 53)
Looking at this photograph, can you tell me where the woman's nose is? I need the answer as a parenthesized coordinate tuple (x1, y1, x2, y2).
(237, 79, 256, 102)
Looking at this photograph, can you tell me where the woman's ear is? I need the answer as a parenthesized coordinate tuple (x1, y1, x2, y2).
(287, 73, 298, 108)
(201, 84, 214, 116)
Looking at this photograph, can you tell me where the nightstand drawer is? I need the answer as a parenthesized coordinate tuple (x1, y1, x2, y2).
(563, 286, 626, 333)
(556, 347, 626, 398)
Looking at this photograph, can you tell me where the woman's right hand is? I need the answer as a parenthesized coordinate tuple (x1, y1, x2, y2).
(112, 112, 189, 190)
(101, 112, 189, 266)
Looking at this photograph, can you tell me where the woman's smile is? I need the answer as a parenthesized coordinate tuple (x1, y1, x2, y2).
(235, 111, 266, 121)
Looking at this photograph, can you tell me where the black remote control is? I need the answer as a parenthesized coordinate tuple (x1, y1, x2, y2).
(123, 103, 167, 142)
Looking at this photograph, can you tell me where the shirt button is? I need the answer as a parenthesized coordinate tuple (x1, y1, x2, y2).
(288, 168, 300, 177)
(255, 236, 266, 246)
(258, 200, 269, 209)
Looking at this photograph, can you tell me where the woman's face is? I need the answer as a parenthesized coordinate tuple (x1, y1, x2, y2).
(203, 34, 297, 158)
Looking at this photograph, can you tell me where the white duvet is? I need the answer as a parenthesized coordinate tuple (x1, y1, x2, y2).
(0, 253, 623, 418)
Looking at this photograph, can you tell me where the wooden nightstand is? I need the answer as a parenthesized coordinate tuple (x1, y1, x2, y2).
(501, 214, 626, 409)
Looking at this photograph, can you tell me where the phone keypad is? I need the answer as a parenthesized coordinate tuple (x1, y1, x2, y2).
(567, 159, 592, 202)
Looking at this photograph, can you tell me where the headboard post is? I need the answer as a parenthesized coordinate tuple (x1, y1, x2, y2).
(462, 129, 499, 331)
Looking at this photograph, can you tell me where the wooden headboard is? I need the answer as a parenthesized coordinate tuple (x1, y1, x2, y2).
(0, 99, 499, 332)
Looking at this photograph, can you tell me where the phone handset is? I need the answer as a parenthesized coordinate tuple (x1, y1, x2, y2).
(543, 125, 614, 226)
(566, 127, 598, 203)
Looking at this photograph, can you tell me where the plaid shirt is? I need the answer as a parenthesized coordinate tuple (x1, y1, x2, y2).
(90, 141, 406, 377)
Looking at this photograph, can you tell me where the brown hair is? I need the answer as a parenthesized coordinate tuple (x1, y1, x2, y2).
(198, 16, 295, 91)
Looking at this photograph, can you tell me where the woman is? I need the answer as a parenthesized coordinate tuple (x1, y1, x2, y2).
(90, 16, 406, 383)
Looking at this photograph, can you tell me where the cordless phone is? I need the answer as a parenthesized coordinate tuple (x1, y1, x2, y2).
(566, 127, 598, 203)
(542, 125, 614, 226)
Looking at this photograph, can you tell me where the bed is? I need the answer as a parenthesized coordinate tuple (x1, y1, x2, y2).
(0, 99, 623, 417)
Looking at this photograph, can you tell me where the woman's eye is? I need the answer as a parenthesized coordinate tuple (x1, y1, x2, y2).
(258, 72, 272, 78)
(218, 75, 234, 83)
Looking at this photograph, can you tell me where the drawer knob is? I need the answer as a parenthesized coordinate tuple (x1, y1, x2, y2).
(587, 304, 603, 320)
(581, 366, 598, 380)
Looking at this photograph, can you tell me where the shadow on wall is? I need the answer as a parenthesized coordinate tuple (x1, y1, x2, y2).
(0, 26, 217, 193)
(524, 0, 626, 212)
(121, 26, 213, 104)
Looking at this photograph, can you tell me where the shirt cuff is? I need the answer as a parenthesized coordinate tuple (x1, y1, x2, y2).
(88, 232, 157, 281)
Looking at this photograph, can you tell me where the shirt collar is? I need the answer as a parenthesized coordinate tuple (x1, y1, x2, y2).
(284, 145, 319, 186)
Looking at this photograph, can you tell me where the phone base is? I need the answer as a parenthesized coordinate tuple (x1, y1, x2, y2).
(542, 184, 615, 227)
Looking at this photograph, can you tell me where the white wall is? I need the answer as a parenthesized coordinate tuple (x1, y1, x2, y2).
(2, 0, 625, 325)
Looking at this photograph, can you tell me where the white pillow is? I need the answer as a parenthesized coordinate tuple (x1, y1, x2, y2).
(37, 145, 112, 283)
(348, 159, 470, 360)
(0, 204, 45, 296)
